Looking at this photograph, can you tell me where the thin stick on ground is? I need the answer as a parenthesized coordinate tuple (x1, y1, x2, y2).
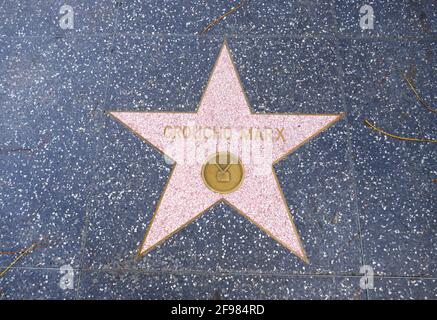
(200, 0, 248, 35)
(0, 243, 38, 279)
(364, 119, 437, 143)
(403, 74, 437, 113)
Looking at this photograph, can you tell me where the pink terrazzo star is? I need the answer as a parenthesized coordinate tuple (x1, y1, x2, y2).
(109, 41, 343, 263)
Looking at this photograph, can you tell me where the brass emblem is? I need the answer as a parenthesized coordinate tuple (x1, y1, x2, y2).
(201, 152, 244, 194)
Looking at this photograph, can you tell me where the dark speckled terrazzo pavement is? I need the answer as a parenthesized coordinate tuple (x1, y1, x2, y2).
(0, 0, 436, 300)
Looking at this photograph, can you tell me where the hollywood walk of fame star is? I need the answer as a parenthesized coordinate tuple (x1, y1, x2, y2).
(108, 40, 343, 263)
